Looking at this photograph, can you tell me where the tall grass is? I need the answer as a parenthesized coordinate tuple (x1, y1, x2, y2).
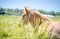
(0, 15, 60, 39)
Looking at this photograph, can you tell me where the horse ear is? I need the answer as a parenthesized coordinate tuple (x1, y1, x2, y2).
(24, 7, 30, 14)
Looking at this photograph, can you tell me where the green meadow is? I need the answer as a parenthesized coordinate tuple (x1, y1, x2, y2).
(0, 15, 60, 39)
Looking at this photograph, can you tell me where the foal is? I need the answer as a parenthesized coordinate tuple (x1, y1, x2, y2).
(22, 7, 60, 39)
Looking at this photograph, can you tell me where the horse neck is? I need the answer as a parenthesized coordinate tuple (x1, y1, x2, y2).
(38, 14, 53, 26)
(37, 13, 53, 22)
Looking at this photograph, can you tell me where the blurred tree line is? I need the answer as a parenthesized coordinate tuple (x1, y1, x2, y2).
(0, 7, 23, 15)
(38, 10, 60, 16)
(0, 7, 60, 16)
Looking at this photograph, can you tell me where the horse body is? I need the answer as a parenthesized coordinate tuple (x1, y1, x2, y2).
(47, 22, 60, 39)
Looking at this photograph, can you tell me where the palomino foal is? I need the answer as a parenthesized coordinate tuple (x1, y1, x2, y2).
(22, 7, 60, 39)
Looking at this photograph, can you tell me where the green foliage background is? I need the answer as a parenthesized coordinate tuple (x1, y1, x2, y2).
(0, 15, 60, 39)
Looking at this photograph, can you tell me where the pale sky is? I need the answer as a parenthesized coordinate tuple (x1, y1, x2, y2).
(0, 0, 60, 11)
